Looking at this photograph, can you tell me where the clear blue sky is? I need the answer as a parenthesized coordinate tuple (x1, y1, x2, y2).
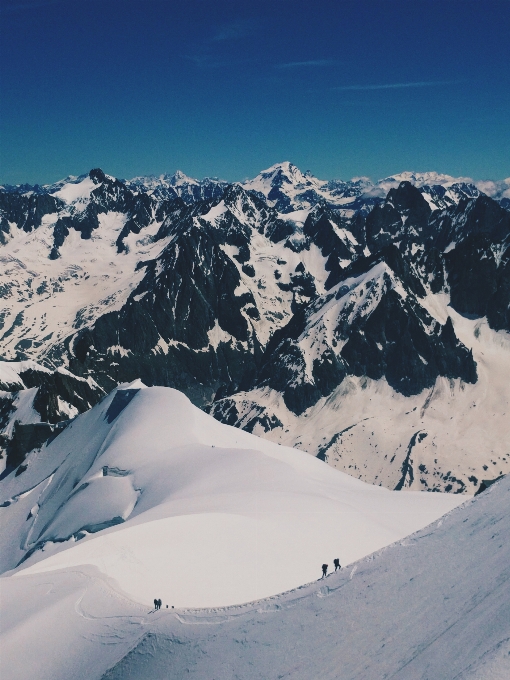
(1, 0, 509, 185)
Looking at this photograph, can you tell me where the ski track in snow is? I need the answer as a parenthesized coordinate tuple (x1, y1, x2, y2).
(1, 475, 508, 680)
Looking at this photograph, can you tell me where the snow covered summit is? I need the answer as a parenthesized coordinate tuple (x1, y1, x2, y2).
(1, 383, 464, 608)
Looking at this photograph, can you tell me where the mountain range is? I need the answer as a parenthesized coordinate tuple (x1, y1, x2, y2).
(1, 162, 509, 494)
(1, 161, 509, 680)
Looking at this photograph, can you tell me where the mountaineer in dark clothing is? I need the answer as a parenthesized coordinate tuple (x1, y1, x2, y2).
(334, 558, 341, 571)
(154, 598, 158, 610)
(322, 564, 328, 578)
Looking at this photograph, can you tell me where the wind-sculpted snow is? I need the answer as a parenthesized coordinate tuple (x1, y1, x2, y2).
(0, 383, 464, 608)
(1, 473, 507, 680)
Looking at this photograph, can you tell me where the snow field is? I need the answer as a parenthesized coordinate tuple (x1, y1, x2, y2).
(2, 383, 465, 609)
(0, 210, 171, 362)
(1, 475, 508, 680)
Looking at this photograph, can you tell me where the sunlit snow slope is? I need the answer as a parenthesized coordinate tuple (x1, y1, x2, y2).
(1, 474, 507, 680)
(1, 383, 464, 609)
(215, 307, 510, 493)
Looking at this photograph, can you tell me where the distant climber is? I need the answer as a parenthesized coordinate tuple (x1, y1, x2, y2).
(334, 558, 341, 571)
(154, 598, 158, 610)
(322, 564, 328, 578)
(158, 599, 162, 610)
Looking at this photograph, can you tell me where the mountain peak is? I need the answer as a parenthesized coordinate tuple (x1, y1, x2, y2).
(89, 168, 107, 184)
(241, 162, 327, 212)
(166, 170, 199, 187)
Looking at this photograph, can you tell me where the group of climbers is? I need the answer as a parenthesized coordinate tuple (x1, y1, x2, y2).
(322, 558, 341, 578)
(152, 558, 342, 612)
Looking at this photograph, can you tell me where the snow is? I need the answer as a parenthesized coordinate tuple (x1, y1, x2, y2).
(202, 199, 227, 223)
(383, 171, 466, 187)
(296, 261, 397, 373)
(242, 162, 331, 211)
(0, 359, 51, 388)
(2, 164, 507, 372)
(224, 296, 510, 493)
(207, 319, 234, 348)
(277, 208, 311, 226)
(1, 471, 507, 680)
(0, 210, 171, 364)
(168, 170, 199, 187)
(52, 176, 98, 206)
(240, 163, 505, 214)
(0, 384, 465, 612)
(2, 387, 41, 436)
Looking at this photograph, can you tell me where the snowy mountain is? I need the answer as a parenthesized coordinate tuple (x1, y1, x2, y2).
(0, 164, 509, 493)
(1, 455, 507, 679)
(126, 170, 229, 204)
(241, 162, 510, 214)
(1, 161, 508, 679)
(0, 383, 463, 596)
(0, 359, 103, 476)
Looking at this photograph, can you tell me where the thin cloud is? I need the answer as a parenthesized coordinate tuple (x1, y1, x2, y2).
(212, 20, 254, 42)
(183, 53, 226, 69)
(278, 60, 336, 69)
(333, 80, 464, 91)
(185, 19, 258, 69)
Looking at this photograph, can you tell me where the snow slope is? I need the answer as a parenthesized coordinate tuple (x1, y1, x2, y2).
(0, 211, 172, 362)
(214, 299, 510, 493)
(1, 384, 464, 609)
(1, 473, 507, 680)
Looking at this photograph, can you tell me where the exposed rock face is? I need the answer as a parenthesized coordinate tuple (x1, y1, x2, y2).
(0, 192, 61, 244)
(443, 196, 510, 331)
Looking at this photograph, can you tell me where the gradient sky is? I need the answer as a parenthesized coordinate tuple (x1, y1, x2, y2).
(1, 0, 509, 185)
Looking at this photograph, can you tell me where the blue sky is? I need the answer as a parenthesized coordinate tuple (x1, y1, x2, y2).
(1, 0, 509, 184)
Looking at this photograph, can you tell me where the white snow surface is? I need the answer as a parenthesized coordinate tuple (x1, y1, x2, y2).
(277, 208, 311, 226)
(52, 175, 98, 208)
(0, 211, 172, 362)
(1, 473, 507, 680)
(0, 384, 464, 611)
(2, 387, 41, 436)
(0, 359, 51, 387)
